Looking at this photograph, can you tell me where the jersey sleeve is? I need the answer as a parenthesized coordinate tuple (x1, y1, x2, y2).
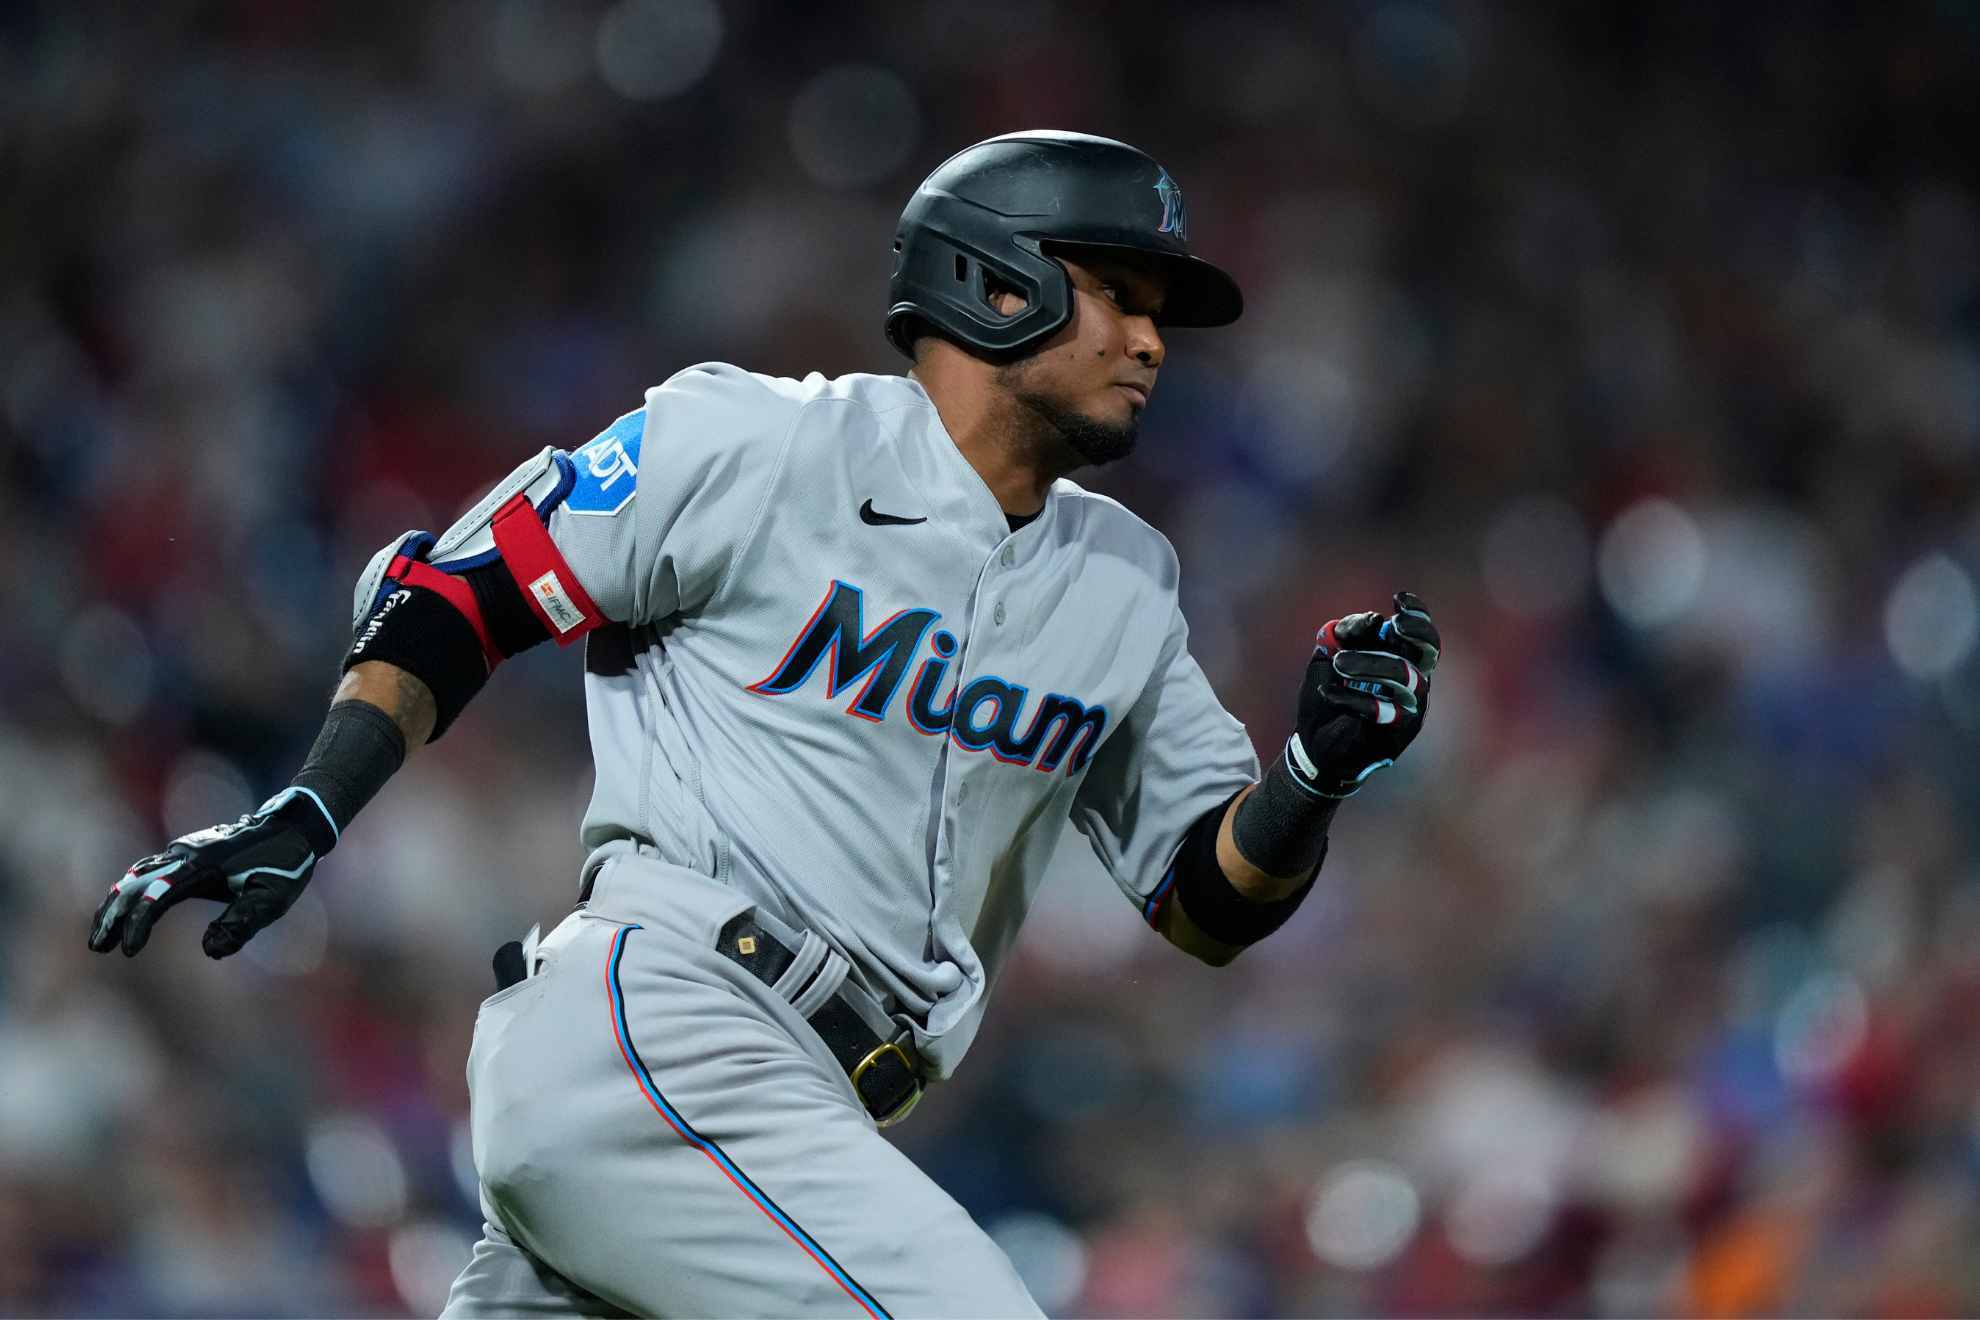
(1068, 600, 1261, 922)
(520, 362, 797, 626)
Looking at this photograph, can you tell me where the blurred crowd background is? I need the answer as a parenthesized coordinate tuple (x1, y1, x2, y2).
(5, 1, 1980, 1315)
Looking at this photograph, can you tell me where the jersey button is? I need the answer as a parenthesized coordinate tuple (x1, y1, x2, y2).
(993, 602, 1006, 626)
(1000, 544, 1015, 567)
(955, 784, 970, 804)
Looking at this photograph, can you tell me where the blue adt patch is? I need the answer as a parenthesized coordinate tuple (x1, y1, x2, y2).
(567, 409, 644, 516)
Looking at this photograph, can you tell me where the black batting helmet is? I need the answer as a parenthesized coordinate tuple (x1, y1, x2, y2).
(884, 130, 1243, 360)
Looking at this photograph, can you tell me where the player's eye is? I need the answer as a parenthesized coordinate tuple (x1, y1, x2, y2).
(1099, 283, 1123, 308)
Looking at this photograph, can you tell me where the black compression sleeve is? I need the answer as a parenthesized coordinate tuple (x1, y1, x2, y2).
(1231, 751, 1341, 877)
(292, 699, 408, 841)
(342, 586, 489, 740)
(1170, 790, 1327, 948)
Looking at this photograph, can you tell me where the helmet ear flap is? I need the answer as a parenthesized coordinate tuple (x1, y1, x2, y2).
(886, 229, 1071, 359)
(959, 254, 1023, 318)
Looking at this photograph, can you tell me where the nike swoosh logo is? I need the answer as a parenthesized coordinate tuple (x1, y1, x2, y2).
(859, 499, 927, 526)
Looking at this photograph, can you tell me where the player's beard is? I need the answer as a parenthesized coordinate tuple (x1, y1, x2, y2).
(996, 369, 1139, 470)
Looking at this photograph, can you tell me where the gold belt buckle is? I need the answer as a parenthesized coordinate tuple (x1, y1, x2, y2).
(850, 1040, 923, 1128)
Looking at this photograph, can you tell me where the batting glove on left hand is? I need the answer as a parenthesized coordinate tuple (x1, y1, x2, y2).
(1286, 591, 1441, 798)
(88, 787, 338, 959)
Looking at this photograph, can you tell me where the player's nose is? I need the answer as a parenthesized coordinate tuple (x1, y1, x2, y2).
(1127, 317, 1164, 369)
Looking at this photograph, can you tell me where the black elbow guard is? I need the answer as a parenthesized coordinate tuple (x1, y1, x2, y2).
(345, 481, 609, 738)
(345, 470, 609, 740)
(1166, 792, 1325, 948)
(343, 584, 492, 741)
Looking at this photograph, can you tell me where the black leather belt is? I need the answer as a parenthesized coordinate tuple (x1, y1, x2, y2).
(517, 875, 927, 1125)
(715, 913, 924, 1126)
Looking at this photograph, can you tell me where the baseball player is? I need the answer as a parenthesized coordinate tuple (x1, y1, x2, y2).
(88, 131, 1441, 1317)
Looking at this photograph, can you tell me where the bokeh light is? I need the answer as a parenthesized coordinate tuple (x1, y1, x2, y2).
(986, 1212, 1088, 1314)
(1306, 1160, 1421, 1271)
(305, 1113, 409, 1229)
(1597, 498, 1707, 627)
(596, 0, 723, 102)
(1352, 2, 1472, 126)
(1884, 552, 1979, 678)
(487, 0, 592, 95)
(1445, 1168, 1555, 1266)
(389, 1219, 476, 1315)
(1774, 972, 1869, 1087)
(787, 65, 920, 190)
(159, 748, 254, 837)
(1582, 1086, 1706, 1214)
(57, 606, 152, 726)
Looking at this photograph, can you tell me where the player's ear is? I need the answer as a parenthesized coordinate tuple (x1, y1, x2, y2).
(983, 272, 1028, 317)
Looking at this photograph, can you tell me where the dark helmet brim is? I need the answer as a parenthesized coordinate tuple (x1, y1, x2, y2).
(1037, 239, 1243, 328)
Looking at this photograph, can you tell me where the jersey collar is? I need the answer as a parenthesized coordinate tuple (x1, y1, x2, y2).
(890, 375, 1055, 549)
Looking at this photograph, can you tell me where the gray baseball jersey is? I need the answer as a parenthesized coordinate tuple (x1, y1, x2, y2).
(427, 363, 1259, 1316)
(470, 362, 1258, 1076)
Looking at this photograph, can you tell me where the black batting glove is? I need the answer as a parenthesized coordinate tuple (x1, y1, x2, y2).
(1285, 591, 1441, 798)
(88, 787, 339, 960)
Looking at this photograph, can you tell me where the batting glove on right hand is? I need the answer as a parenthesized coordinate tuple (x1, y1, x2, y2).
(1286, 591, 1441, 798)
(88, 787, 338, 959)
